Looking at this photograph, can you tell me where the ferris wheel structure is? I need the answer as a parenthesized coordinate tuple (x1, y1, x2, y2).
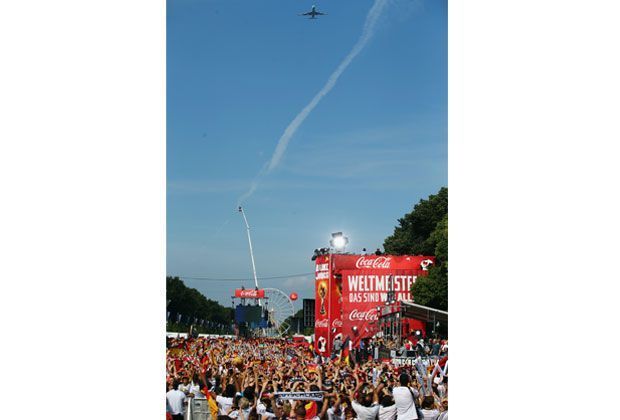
(262, 287, 295, 336)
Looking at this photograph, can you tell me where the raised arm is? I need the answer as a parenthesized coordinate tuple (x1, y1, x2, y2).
(349, 371, 363, 402)
(319, 394, 330, 419)
(316, 365, 323, 389)
(254, 366, 260, 394)
(373, 383, 385, 404)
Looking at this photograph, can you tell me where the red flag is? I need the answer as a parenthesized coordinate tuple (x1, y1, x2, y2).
(438, 356, 448, 369)
(305, 401, 318, 419)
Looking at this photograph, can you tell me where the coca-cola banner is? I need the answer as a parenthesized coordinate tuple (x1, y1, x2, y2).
(333, 255, 435, 272)
(313, 254, 343, 357)
(314, 255, 331, 355)
(341, 269, 420, 347)
(234, 288, 265, 299)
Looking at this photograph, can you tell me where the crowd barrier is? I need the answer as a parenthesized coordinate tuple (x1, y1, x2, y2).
(184, 397, 210, 420)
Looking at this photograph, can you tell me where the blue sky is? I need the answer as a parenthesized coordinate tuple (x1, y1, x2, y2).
(167, 0, 447, 308)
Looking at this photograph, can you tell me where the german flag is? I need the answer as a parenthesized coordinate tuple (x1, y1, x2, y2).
(342, 346, 350, 367)
(341, 337, 353, 368)
(304, 401, 318, 418)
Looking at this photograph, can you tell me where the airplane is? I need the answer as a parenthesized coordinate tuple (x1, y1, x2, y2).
(299, 5, 327, 19)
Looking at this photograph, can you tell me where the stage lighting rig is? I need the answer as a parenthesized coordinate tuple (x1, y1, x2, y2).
(330, 232, 349, 252)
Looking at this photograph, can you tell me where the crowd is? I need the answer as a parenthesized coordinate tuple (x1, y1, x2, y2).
(166, 335, 448, 420)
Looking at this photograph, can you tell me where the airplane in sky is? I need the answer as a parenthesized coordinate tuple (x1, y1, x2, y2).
(299, 5, 327, 19)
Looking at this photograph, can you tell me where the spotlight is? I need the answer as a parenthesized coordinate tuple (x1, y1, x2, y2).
(330, 232, 349, 251)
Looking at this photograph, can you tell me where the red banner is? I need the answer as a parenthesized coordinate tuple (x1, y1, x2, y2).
(341, 269, 420, 347)
(314, 255, 331, 355)
(234, 289, 265, 299)
(332, 254, 435, 272)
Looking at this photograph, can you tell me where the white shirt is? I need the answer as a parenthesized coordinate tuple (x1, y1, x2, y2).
(351, 401, 379, 420)
(216, 395, 234, 415)
(378, 404, 397, 420)
(327, 407, 345, 420)
(229, 408, 250, 419)
(420, 409, 440, 420)
(392, 386, 419, 420)
(437, 384, 447, 399)
(257, 403, 277, 419)
(189, 384, 204, 398)
(166, 389, 186, 415)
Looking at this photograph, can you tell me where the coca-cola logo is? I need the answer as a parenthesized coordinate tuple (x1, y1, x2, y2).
(331, 318, 343, 328)
(315, 319, 329, 328)
(238, 290, 260, 298)
(355, 256, 392, 269)
(420, 259, 433, 271)
(348, 309, 379, 322)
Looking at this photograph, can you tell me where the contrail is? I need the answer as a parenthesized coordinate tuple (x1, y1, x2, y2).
(238, 0, 389, 204)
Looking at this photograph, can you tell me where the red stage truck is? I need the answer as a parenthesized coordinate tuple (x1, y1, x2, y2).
(314, 254, 435, 357)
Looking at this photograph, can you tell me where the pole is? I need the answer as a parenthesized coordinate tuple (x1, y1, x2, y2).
(238, 207, 260, 290)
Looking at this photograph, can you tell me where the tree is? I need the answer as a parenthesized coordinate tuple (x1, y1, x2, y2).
(383, 187, 448, 255)
(166, 276, 233, 332)
(411, 213, 448, 310)
(283, 309, 304, 335)
(382, 187, 448, 310)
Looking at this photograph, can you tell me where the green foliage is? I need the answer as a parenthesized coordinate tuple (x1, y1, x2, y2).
(411, 262, 448, 310)
(411, 207, 448, 310)
(383, 187, 448, 256)
(382, 187, 448, 310)
(166, 276, 233, 326)
(283, 309, 305, 336)
(429, 214, 448, 264)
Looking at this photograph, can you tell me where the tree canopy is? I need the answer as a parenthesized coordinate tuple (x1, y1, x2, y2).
(383, 187, 448, 310)
(166, 276, 233, 326)
(383, 187, 447, 256)
(283, 309, 312, 336)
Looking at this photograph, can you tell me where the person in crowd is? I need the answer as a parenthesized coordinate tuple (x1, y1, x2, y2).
(179, 376, 191, 394)
(333, 336, 343, 356)
(166, 380, 187, 420)
(392, 373, 420, 420)
(437, 398, 448, 420)
(326, 394, 345, 420)
(415, 339, 426, 357)
(165, 335, 448, 420)
(431, 339, 441, 357)
(440, 340, 448, 356)
(217, 383, 238, 415)
(419, 395, 440, 420)
(348, 369, 380, 420)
